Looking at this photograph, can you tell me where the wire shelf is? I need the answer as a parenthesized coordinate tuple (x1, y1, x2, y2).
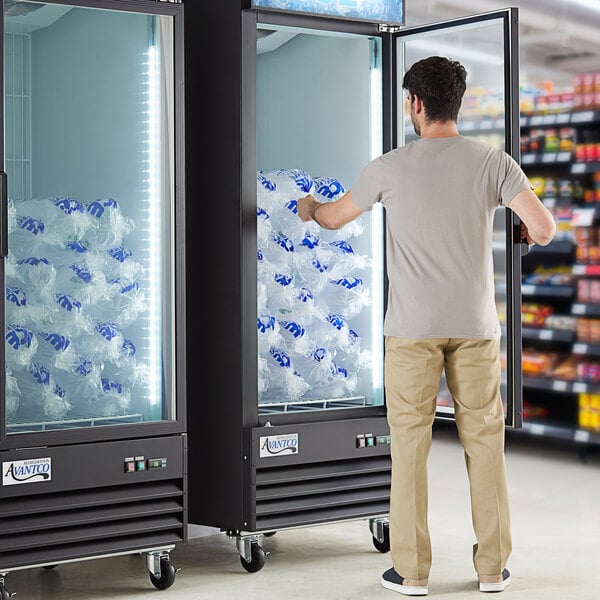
(7, 413, 145, 433)
(258, 396, 367, 414)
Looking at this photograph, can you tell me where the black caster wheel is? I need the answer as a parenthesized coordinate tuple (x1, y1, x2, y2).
(372, 524, 390, 553)
(240, 541, 266, 573)
(149, 557, 177, 590)
(0, 585, 11, 600)
(262, 531, 277, 537)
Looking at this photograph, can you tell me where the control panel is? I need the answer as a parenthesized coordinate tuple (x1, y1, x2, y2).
(124, 455, 168, 473)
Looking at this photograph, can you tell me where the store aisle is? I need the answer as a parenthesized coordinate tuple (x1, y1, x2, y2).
(4, 425, 600, 600)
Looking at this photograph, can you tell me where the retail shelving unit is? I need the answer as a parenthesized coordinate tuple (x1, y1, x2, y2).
(518, 108, 600, 454)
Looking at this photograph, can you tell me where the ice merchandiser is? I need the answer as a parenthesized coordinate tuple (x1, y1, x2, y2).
(0, 0, 186, 596)
(185, 2, 523, 572)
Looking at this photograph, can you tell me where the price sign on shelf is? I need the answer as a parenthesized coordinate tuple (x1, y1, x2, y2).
(552, 380, 568, 392)
(570, 111, 594, 123)
(574, 429, 590, 443)
(571, 208, 595, 227)
(530, 423, 545, 435)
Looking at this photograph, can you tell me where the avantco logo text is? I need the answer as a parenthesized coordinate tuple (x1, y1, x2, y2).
(3, 457, 52, 486)
(259, 433, 299, 458)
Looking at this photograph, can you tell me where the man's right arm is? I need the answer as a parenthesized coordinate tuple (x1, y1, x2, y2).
(508, 187, 557, 246)
(297, 191, 364, 230)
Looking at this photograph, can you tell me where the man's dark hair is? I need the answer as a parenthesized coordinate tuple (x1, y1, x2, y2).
(402, 56, 467, 123)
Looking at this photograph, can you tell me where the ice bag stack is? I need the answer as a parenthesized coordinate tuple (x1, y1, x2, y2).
(5, 196, 148, 423)
(257, 168, 372, 404)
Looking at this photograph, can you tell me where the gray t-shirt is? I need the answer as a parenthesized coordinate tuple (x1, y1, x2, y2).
(351, 135, 532, 339)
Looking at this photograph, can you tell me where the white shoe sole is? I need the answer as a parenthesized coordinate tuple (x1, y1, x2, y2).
(381, 576, 428, 596)
(479, 575, 511, 592)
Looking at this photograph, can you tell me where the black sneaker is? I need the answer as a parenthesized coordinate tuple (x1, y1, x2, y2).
(479, 569, 511, 593)
(381, 567, 428, 596)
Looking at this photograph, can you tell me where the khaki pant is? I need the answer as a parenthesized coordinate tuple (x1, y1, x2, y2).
(385, 336, 512, 579)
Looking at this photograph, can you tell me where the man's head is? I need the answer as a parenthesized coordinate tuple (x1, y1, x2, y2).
(403, 56, 467, 126)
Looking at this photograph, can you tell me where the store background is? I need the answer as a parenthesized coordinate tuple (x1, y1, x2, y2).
(405, 0, 598, 82)
(399, 0, 600, 453)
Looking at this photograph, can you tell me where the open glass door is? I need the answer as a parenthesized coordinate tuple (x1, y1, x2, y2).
(392, 8, 523, 428)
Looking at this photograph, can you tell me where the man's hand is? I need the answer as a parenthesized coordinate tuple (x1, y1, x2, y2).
(520, 222, 534, 245)
(297, 194, 321, 223)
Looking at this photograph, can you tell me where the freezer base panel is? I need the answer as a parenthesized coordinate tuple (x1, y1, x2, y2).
(246, 417, 392, 532)
(255, 453, 391, 531)
(0, 435, 187, 572)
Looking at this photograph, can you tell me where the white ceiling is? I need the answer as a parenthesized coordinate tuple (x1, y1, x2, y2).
(404, 0, 600, 88)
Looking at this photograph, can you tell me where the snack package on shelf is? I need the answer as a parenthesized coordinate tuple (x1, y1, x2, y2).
(552, 355, 580, 380)
(572, 71, 600, 111)
(523, 265, 575, 286)
(544, 314, 577, 331)
(522, 400, 550, 420)
(522, 348, 561, 376)
(576, 360, 600, 383)
(577, 279, 590, 303)
(579, 393, 600, 431)
(522, 302, 554, 327)
(576, 317, 600, 343)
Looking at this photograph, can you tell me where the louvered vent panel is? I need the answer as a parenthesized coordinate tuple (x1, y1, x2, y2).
(255, 455, 390, 530)
(0, 479, 184, 570)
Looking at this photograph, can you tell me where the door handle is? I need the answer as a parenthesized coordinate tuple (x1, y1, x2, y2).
(0, 171, 7, 257)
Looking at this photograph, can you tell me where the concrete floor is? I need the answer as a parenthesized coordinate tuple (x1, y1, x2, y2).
(3, 424, 600, 599)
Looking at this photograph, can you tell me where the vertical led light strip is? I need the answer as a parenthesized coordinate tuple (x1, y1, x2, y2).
(369, 40, 384, 400)
(146, 39, 162, 407)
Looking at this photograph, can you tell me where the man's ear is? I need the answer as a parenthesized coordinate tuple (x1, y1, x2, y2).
(413, 94, 424, 114)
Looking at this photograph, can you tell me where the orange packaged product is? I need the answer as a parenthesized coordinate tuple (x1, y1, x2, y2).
(590, 319, 600, 344)
(521, 303, 553, 327)
(522, 349, 559, 375)
(583, 93, 595, 110)
(552, 356, 579, 380)
(576, 317, 591, 343)
(583, 72, 595, 94)
(575, 226, 592, 246)
(589, 246, 600, 265)
(522, 302, 554, 316)
(577, 246, 589, 264)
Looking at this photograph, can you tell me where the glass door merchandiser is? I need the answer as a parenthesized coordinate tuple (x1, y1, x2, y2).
(185, 2, 523, 573)
(0, 0, 186, 595)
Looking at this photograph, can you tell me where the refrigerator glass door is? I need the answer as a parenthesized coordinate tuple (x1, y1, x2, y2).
(3, 1, 177, 434)
(394, 9, 522, 427)
(255, 22, 385, 416)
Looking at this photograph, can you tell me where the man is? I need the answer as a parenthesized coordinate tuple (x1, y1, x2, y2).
(296, 56, 556, 596)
